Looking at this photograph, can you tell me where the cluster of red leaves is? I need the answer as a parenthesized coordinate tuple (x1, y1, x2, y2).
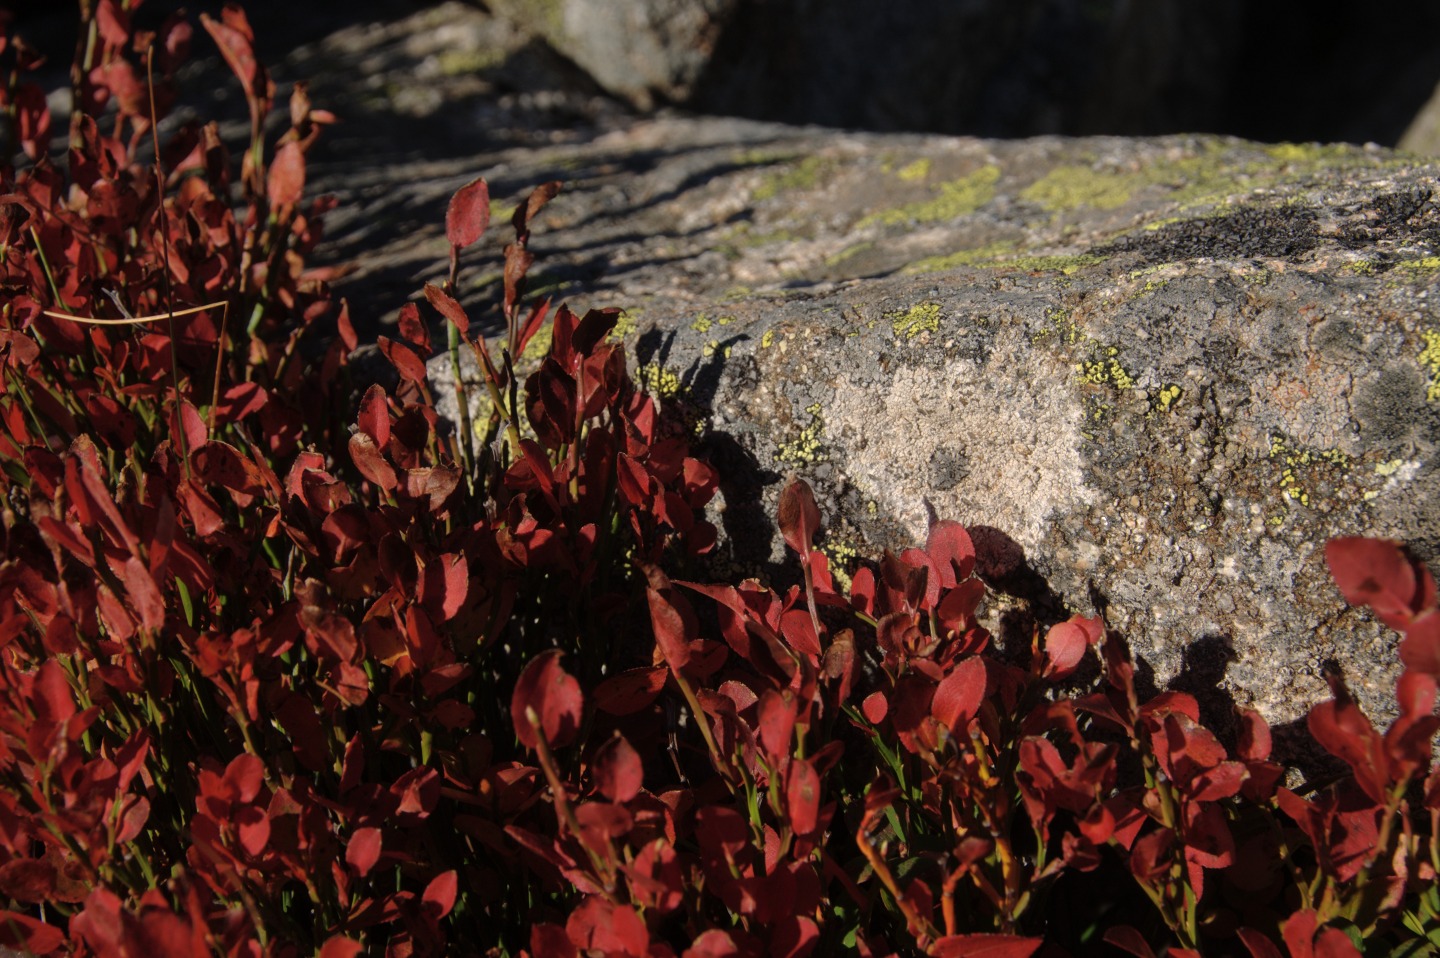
(2, 4, 1440, 957)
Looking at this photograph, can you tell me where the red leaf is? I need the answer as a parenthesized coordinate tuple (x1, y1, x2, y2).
(786, 758, 822, 836)
(925, 520, 976, 587)
(268, 141, 304, 209)
(0, 909, 66, 954)
(566, 896, 648, 956)
(1281, 911, 1319, 958)
(446, 176, 491, 249)
(929, 934, 1044, 958)
(592, 733, 643, 803)
(861, 691, 888, 725)
(200, 10, 257, 96)
(758, 689, 799, 763)
(780, 607, 822, 658)
(1236, 929, 1285, 958)
(511, 649, 584, 750)
(357, 383, 390, 447)
(684, 930, 740, 958)
(777, 478, 821, 557)
(1043, 615, 1100, 679)
(378, 335, 429, 384)
(932, 656, 986, 734)
(319, 937, 364, 958)
(424, 282, 470, 337)
(1313, 929, 1363, 958)
(1325, 537, 1422, 630)
(532, 924, 580, 958)
(236, 805, 270, 857)
(421, 553, 468, 622)
(1307, 671, 1388, 804)
(0, 860, 55, 903)
(122, 555, 165, 631)
(1100, 927, 1157, 958)
(647, 579, 696, 672)
(346, 827, 382, 877)
(422, 870, 458, 919)
(34, 660, 75, 724)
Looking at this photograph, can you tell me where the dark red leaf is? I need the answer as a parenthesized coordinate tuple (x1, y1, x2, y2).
(566, 896, 647, 956)
(446, 176, 491, 249)
(511, 649, 583, 750)
(777, 478, 821, 558)
(592, 733, 643, 803)
(593, 667, 668, 715)
(532, 924, 580, 958)
(268, 141, 304, 209)
(929, 934, 1044, 958)
(0, 860, 55, 903)
(1100, 927, 1157, 958)
(0, 909, 65, 954)
(1236, 929, 1285, 958)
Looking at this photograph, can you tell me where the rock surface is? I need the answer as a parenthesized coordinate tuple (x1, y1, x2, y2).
(406, 121, 1440, 748)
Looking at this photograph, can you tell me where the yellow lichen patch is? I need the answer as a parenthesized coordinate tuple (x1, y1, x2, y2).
(887, 302, 942, 339)
(1267, 434, 1351, 508)
(760, 328, 777, 349)
(637, 362, 682, 399)
(776, 403, 827, 464)
(608, 309, 640, 340)
(1399, 257, 1440, 275)
(1154, 384, 1183, 411)
(998, 253, 1104, 275)
(1420, 329, 1440, 401)
(896, 158, 931, 183)
(1077, 349, 1136, 390)
(691, 315, 713, 333)
(1375, 458, 1406, 477)
(863, 165, 1001, 226)
(822, 538, 862, 593)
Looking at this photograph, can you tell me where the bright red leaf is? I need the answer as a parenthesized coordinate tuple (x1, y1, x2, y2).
(446, 175, 491, 249)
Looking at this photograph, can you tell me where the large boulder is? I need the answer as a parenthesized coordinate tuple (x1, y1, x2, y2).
(403, 119, 1440, 748)
(482, 0, 1246, 135)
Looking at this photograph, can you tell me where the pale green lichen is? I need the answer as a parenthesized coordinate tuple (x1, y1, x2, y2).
(1375, 458, 1406, 477)
(754, 156, 827, 201)
(776, 403, 827, 464)
(826, 242, 874, 268)
(887, 302, 942, 339)
(896, 158, 931, 183)
(904, 243, 1102, 276)
(863, 165, 1001, 226)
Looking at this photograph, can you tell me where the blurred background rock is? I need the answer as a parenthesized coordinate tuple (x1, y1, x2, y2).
(5, 0, 1440, 150)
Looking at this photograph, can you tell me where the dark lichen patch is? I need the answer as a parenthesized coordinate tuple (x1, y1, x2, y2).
(1100, 205, 1321, 267)
(929, 447, 971, 491)
(1332, 188, 1435, 250)
(1354, 366, 1427, 448)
